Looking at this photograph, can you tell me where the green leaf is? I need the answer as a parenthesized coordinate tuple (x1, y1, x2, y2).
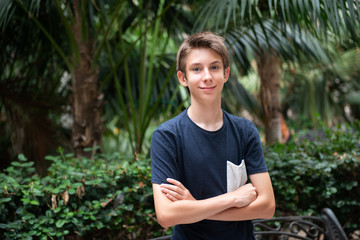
(11, 161, 22, 167)
(64, 153, 74, 158)
(71, 218, 79, 225)
(0, 223, 8, 229)
(68, 188, 76, 194)
(18, 154, 27, 161)
(40, 235, 47, 240)
(0, 197, 11, 203)
(55, 219, 66, 228)
(52, 188, 60, 194)
(16, 207, 24, 215)
(45, 155, 59, 161)
(30, 200, 40, 205)
(45, 210, 53, 218)
(21, 198, 31, 204)
(53, 207, 61, 213)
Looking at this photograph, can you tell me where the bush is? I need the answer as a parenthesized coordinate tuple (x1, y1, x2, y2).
(0, 149, 169, 240)
(265, 122, 360, 236)
(0, 123, 359, 239)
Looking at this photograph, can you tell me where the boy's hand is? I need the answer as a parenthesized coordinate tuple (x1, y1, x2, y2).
(160, 178, 195, 201)
(229, 183, 257, 208)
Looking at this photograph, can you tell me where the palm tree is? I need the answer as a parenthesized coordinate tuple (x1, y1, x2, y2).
(282, 47, 360, 125)
(192, 0, 360, 143)
(99, 0, 194, 154)
(1, 0, 113, 158)
(0, 0, 194, 160)
(0, 0, 70, 173)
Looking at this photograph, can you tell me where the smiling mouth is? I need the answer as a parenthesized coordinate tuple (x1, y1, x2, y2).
(200, 86, 216, 90)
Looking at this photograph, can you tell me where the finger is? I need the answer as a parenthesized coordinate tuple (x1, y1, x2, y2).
(161, 183, 181, 193)
(160, 186, 183, 200)
(166, 178, 185, 190)
(166, 193, 179, 202)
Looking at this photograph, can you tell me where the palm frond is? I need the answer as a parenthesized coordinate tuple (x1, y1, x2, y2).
(225, 20, 331, 74)
(0, 0, 15, 30)
(194, 0, 360, 44)
(224, 75, 263, 121)
(344, 91, 360, 104)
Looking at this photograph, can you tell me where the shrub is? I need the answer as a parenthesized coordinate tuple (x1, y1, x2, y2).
(265, 122, 360, 236)
(0, 123, 359, 239)
(0, 149, 169, 240)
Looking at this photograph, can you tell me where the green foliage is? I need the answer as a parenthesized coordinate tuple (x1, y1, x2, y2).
(0, 149, 169, 240)
(0, 123, 359, 239)
(101, 4, 185, 154)
(265, 122, 360, 235)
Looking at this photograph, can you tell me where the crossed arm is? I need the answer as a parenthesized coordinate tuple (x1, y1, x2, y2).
(152, 172, 275, 228)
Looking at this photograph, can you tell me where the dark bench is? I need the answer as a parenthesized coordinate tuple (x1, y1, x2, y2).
(149, 208, 348, 240)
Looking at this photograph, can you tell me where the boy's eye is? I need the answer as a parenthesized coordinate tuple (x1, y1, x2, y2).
(192, 67, 201, 72)
(211, 65, 220, 70)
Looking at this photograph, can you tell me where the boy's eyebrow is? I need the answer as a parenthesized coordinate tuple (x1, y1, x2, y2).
(188, 60, 222, 66)
(210, 60, 222, 64)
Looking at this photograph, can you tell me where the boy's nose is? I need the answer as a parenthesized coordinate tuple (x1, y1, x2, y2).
(203, 68, 212, 81)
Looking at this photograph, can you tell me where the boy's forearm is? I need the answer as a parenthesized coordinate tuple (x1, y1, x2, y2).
(157, 195, 233, 227)
(157, 192, 274, 227)
(206, 194, 275, 221)
(154, 184, 247, 228)
(207, 173, 276, 221)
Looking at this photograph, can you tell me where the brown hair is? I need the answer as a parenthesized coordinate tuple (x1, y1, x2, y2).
(176, 32, 230, 75)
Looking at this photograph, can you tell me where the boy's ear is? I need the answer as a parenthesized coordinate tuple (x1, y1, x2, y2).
(177, 71, 188, 87)
(224, 67, 230, 83)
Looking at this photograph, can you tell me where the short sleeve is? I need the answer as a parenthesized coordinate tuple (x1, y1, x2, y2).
(150, 128, 179, 184)
(244, 121, 268, 175)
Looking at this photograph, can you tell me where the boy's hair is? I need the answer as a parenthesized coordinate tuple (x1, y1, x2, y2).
(176, 32, 230, 75)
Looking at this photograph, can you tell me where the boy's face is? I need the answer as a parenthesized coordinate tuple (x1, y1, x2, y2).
(177, 48, 230, 104)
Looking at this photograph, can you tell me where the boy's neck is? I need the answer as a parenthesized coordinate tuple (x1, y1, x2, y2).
(187, 103, 223, 131)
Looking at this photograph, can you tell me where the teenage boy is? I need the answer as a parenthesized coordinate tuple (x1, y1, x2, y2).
(150, 32, 275, 240)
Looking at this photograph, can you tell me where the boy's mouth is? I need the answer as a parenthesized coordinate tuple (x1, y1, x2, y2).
(200, 86, 216, 90)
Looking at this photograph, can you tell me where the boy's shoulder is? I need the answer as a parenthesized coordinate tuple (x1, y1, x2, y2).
(224, 110, 252, 125)
(224, 110, 259, 134)
(156, 109, 188, 132)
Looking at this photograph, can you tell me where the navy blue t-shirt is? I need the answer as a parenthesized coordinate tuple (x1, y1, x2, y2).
(151, 109, 267, 240)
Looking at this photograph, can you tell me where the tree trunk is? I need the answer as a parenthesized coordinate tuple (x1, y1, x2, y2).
(258, 52, 282, 144)
(71, 0, 103, 158)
